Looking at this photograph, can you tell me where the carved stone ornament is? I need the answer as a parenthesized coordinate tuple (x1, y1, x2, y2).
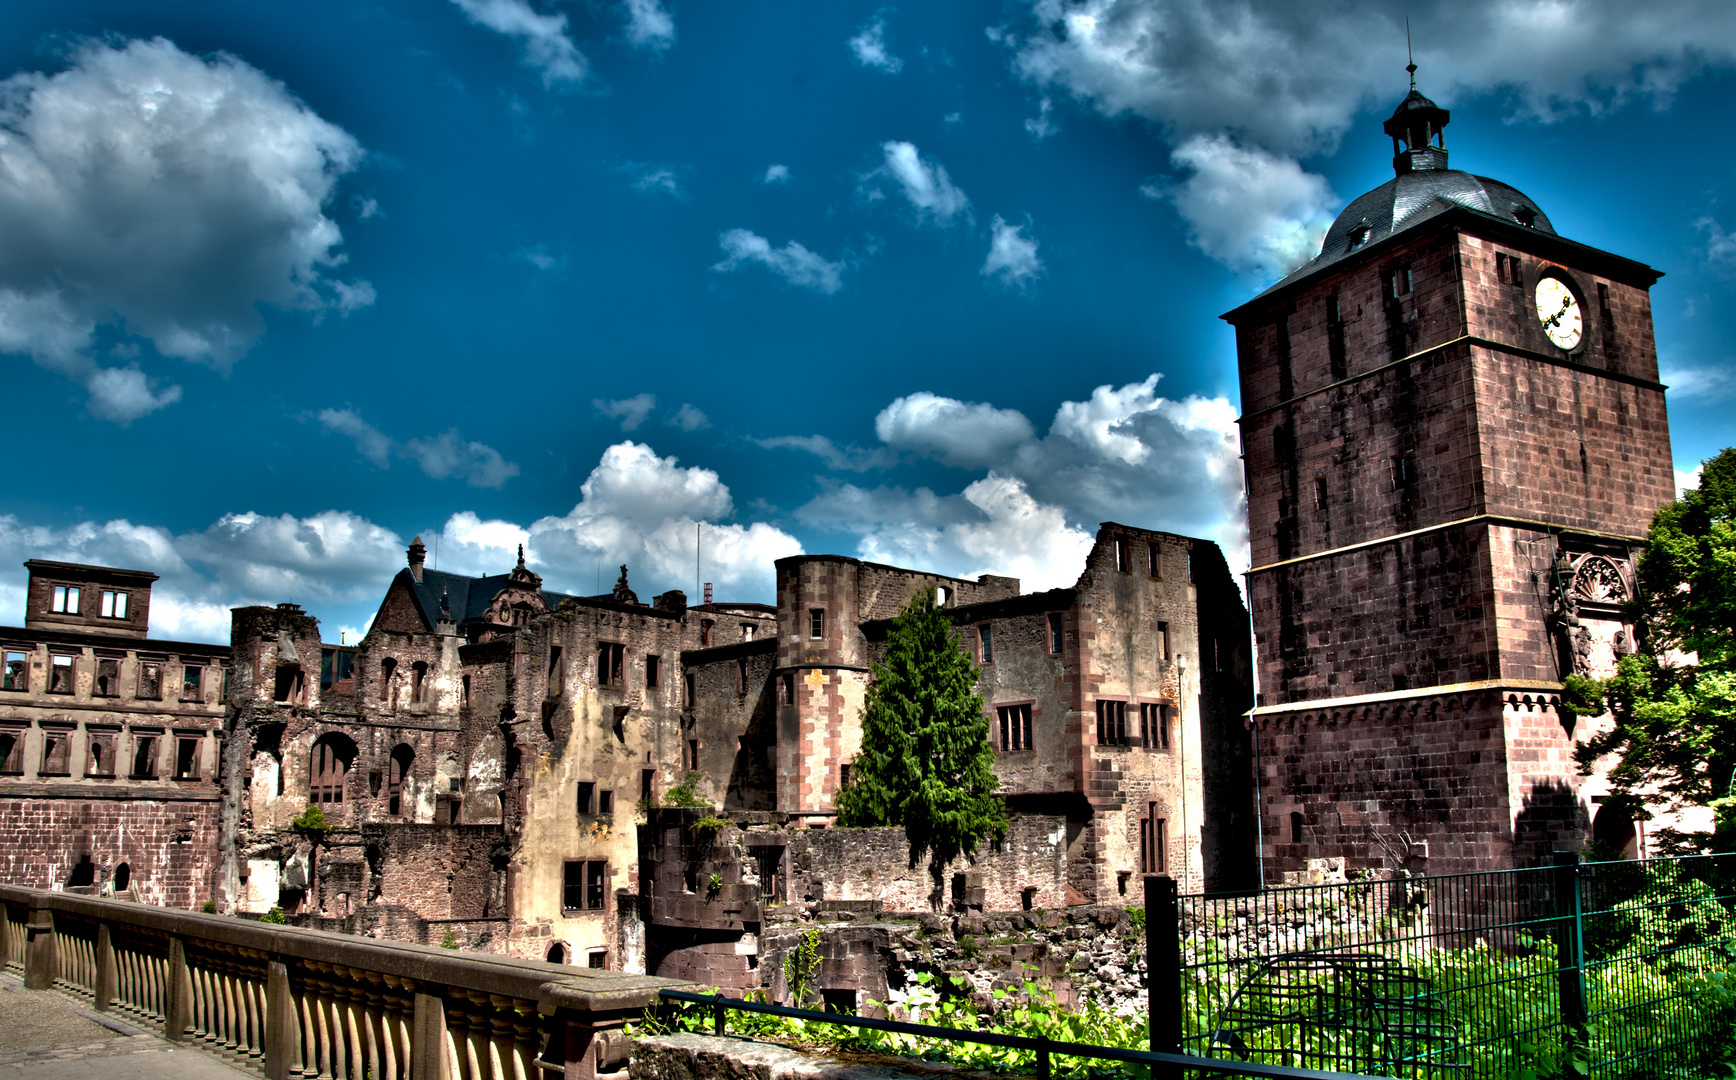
(1572, 555, 1628, 604)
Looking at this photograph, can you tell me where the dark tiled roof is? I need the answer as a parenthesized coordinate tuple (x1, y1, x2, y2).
(401, 568, 577, 631)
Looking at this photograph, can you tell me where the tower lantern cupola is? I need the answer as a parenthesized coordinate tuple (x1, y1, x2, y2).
(1382, 66, 1450, 175)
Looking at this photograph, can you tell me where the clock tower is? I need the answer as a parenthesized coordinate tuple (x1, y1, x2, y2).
(1225, 80, 1676, 876)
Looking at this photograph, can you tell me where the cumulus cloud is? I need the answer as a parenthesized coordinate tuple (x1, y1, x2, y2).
(849, 16, 904, 73)
(712, 229, 846, 294)
(763, 164, 791, 184)
(753, 435, 897, 473)
(623, 0, 676, 51)
(1000, 0, 1736, 277)
(620, 162, 687, 200)
(1159, 135, 1338, 277)
(318, 409, 520, 488)
(787, 374, 1248, 584)
(1661, 362, 1734, 400)
(0, 38, 369, 420)
(1676, 465, 1703, 499)
(450, 0, 587, 85)
(864, 142, 971, 226)
(667, 404, 710, 431)
(982, 215, 1044, 286)
(875, 392, 1036, 468)
(521, 442, 802, 600)
(595, 393, 657, 431)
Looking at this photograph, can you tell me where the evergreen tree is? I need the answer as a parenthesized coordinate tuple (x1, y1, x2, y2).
(835, 588, 1006, 880)
(1578, 448, 1736, 849)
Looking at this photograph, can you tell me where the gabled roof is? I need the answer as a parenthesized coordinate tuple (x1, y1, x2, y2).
(399, 567, 578, 632)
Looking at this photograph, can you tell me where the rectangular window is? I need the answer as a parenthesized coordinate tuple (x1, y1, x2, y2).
(809, 609, 825, 640)
(84, 733, 115, 778)
(174, 737, 199, 780)
(598, 789, 613, 815)
(576, 781, 595, 815)
(645, 654, 661, 688)
(586, 860, 607, 910)
(781, 672, 795, 706)
(2, 651, 26, 692)
(51, 585, 81, 614)
(687, 739, 699, 770)
(588, 950, 607, 969)
(597, 642, 624, 686)
(1140, 703, 1171, 750)
(39, 732, 69, 776)
(742, 624, 755, 641)
(1140, 813, 1168, 874)
(1048, 613, 1064, 655)
(547, 646, 564, 697)
(1148, 544, 1161, 578)
(641, 768, 654, 803)
(180, 664, 202, 701)
(1389, 264, 1412, 298)
(1392, 452, 1415, 488)
(700, 620, 713, 648)
(997, 704, 1033, 752)
(461, 674, 471, 705)
(49, 655, 74, 695)
(138, 661, 162, 701)
(684, 670, 696, 708)
(978, 625, 993, 664)
(131, 735, 159, 779)
(1314, 475, 1329, 509)
(839, 762, 850, 788)
(1114, 538, 1130, 573)
(562, 861, 585, 911)
(1096, 699, 1129, 746)
(95, 658, 120, 697)
(273, 665, 303, 704)
(1157, 622, 1170, 662)
(737, 657, 748, 694)
(99, 590, 129, 619)
(0, 730, 22, 773)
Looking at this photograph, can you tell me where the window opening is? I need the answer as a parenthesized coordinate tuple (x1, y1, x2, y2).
(597, 642, 625, 686)
(378, 658, 396, 701)
(1114, 538, 1130, 572)
(1148, 544, 1161, 578)
(599, 789, 613, 814)
(839, 762, 851, 788)
(138, 661, 162, 701)
(2, 651, 26, 692)
(49, 655, 74, 694)
(586, 861, 607, 909)
(1389, 264, 1412, 298)
(687, 739, 699, 770)
(935, 586, 950, 607)
(547, 646, 563, 696)
(100, 590, 129, 619)
(131, 735, 158, 779)
(641, 769, 654, 803)
(180, 664, 202, 701)
(978, 625, 993, 664)
(86, 734, 114, 778)
(1048, 613, 1064, 655)
(1096, 700, 1130, 746)
(781, 673, 795, 706)
(95, 658, 119, 697)
(737, 657, 748, 694)
(741, 624, 755, 641)
(174, 737, 199, 780)
(998, 704, 1033, 751)
(1140, 703, 1171, 749)
(51, 586, 80, 614)
(809, 608, 825, 640)
(310, 735, 353, 804)
(273, 664, 304, 704)
(700, 620, 713, 648)
(562, 861, 585, 911)
(588, 950, 607, 969)
(1157, 622, 1170, 661)
(1392, 452, 1416, 487)
(546, 943, 567, 965)
(646, 654, 661, 688)
(388, 745, 412, 815)
(40, 732, 69, 776)
(461, 674, 471, 705)
(1327, 295, 1347, 381)
(0, 730, 20, 773)
(410, 661, 428, 704)
(112, 863, 130, 893)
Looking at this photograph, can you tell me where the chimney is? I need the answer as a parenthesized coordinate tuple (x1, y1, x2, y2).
(408, 536, 427, 583)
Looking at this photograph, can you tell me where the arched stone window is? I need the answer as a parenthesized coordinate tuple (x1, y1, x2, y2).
(112, 862, 131, 893)
(411, 661, 429, 704)
(387, 744, 413, 815)
(379, 658, 397, 702)
(310, 733, 357, 805)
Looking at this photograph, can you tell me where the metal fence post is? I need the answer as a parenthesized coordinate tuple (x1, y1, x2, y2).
(1145, 874, 1181, 1077)
(1552, 851, 1587, 1044)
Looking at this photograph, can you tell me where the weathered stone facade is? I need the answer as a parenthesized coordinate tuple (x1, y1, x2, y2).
(1230, 87, 1675, 879)
(0, 560, 228, 908)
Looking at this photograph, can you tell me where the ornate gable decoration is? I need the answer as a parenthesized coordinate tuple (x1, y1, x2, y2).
(1573, 555, 1628, 605)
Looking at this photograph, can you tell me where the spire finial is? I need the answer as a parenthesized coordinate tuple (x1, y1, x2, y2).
(1405, 18, 1417, 89)
(516, 543, 525, 569)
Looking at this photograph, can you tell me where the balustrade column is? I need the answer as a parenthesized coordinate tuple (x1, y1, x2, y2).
(266, 960, 296, 1080)
(24, 903, 54, 990)
(167, 937, 193, 1041)
(412, 989, 449, 1080)
(94, 923, 117, 1011)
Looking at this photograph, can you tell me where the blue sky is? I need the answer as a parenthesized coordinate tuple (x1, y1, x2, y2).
(2, 0, 1734, 643)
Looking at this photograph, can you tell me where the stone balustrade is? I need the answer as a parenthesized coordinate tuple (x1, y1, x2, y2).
(0, 883, 687, 1079)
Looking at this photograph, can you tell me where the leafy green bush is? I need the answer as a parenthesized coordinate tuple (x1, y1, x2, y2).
(291, 805, 330, 833)
(259, 906, 287, 925)
(439, 928, 460, 949)
(200, 900, 217, 913)
(662, 775, 708, 808)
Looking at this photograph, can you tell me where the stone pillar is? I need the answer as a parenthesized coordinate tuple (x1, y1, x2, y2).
(413, 989, 450, 1080)
(23, 903, 55, 990)
(264, 960, 296, 1080)
(562, 1018, 598, 1080)
(165, 937, 192, 1041)
(94, 922, 117, 1011)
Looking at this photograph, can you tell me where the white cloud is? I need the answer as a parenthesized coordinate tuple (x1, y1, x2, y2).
(1697, 217, 1736, 267)
(982, 215, 1044, 286)
(1161, 135, 1337, 278)
(753, 435, 897, 472)
(1676, 465, 1703, 499)
(1001, 0, 1736, 277)
(874, 392, 1035, 468)
(712, 229, 846, 294)
(866, 142, 971, 227)
(0, 38, 368, 419)
(525, 442, 802, 600)
(1660, 363, 1735, 400)
(318, 408, 520, 488)
(623, 0, 676, 52)
(667, 404, 710, 431)
(849, 16, 904, 73)
(595, 393, 657, 431)
(450, 0, 588, 85)
(1024, 97, 1058, 139)
(620, 162, 686, 200)
(762, 164, 791, 184)
(517, 244, 565, 271)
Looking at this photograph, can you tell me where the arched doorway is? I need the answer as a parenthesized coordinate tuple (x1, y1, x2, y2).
(546, 942, 567, 965)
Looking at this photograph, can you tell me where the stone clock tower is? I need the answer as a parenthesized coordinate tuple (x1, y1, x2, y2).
(1225, 80, 1676, 876)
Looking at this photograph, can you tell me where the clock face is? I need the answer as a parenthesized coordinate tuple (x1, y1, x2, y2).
(1535, 276, 1583, 350)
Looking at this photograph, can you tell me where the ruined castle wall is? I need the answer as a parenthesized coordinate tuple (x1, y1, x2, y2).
(0, 791, 219, 907)
(785, 817, 1068, 912)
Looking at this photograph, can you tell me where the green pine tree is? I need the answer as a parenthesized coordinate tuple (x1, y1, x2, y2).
(835, 587, 1006, 882)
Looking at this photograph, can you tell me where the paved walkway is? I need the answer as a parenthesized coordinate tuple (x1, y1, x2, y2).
(0, 973, 251, 1078)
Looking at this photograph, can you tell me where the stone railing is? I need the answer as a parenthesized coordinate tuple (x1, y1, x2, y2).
(1, 884, 687, 1079)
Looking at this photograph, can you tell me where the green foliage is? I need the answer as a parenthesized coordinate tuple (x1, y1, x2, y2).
(1124, 906, 1146, 935)
(259, 906, 287, 925)
(1558, 673, 1606, 727)
(784, 930, 821, 1007)
(200, 900, 217, 914)
(291, 804, 331, 833)
(439, 928, 460, 949)
(662, 774, 709, 809)
(1576, 449, 1736, 848)
(834, 588, 1006, 881)
(707, 872, 723, 898)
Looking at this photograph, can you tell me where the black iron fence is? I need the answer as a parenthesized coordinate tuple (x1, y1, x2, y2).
(1158, 852, 1736, 1079)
